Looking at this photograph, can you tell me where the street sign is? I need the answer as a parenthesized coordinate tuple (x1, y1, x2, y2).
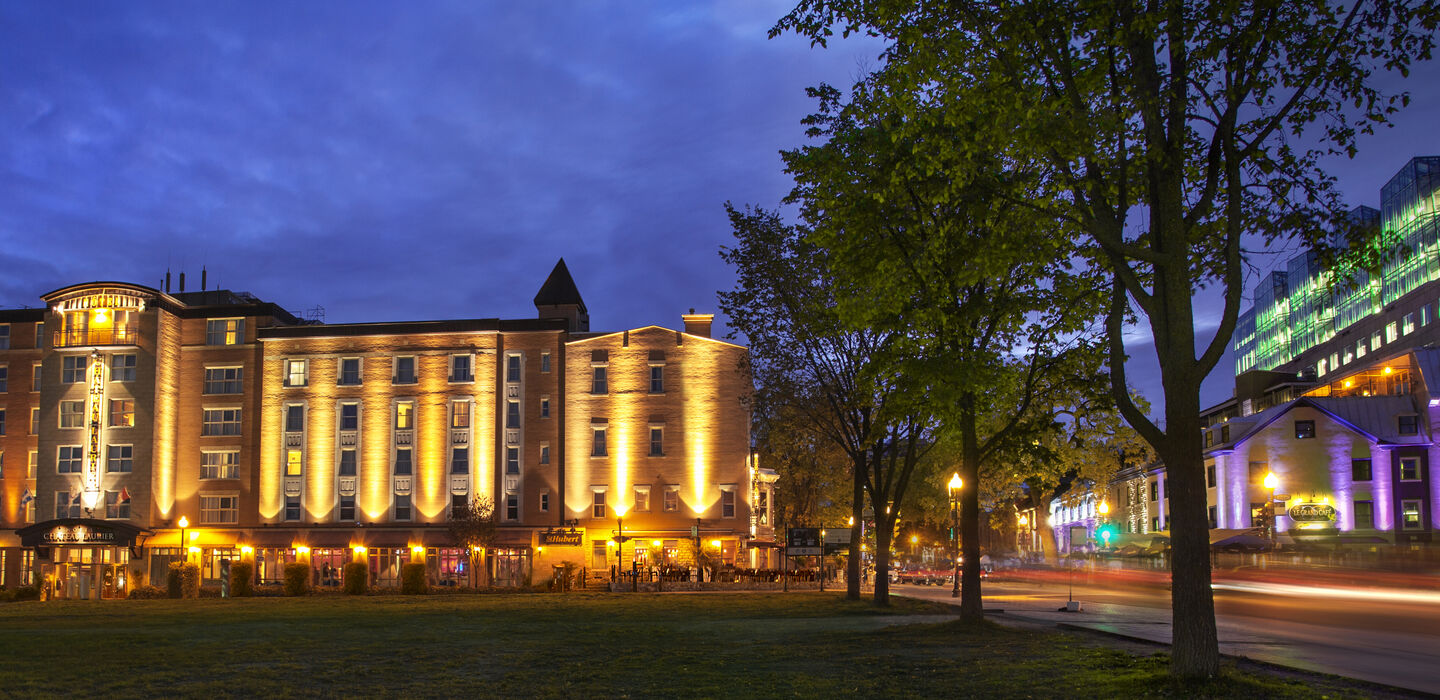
(786, 527, 822, 556)
(822, 528, 851, 554)
(690, 525, 698, 537)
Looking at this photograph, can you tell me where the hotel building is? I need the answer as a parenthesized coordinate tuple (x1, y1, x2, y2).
(0, 260, 775, 598)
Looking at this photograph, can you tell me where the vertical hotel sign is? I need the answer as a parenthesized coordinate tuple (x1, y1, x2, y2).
(83, 349, 105, 511)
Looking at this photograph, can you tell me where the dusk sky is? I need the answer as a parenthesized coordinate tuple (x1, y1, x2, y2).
(2, 3, 1437, 411)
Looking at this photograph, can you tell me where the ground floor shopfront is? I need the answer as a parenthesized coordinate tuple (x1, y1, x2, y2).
(1, 521, 755, 597)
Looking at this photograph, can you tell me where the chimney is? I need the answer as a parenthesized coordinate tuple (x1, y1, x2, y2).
(682, 308, 713, 338)
(179, 272, 186, 292)
(165, 270, 171, 293)
(201, 266, 207, 291)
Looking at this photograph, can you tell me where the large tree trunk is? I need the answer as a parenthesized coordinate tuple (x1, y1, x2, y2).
(873, 515, 892, 606)
(958, 400, 984, 622)
(1161, 372, 1219, 676)
(846, 452, 864, 600)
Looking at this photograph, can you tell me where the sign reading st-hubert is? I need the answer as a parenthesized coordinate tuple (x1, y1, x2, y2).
(540, 530, 584, 546)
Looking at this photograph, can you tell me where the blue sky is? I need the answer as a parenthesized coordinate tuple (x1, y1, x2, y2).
(1, 2, 1436, 411)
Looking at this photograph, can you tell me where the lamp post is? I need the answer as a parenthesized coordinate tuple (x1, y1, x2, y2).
(947, 472, 962, 599)
(1263, 472, 1279, 548)
(177, 516, 190, 564)
(1097, 499, 1111, 548)
(613, 504, 632, 591)
(1017, 514, 1029, 559)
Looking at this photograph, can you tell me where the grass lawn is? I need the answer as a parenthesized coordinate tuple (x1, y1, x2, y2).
(0, 592, 1389, 698)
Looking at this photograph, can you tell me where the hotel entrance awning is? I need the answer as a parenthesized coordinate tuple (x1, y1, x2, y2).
(16, 519, 150, 548)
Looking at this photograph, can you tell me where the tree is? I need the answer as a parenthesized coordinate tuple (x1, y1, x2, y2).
(756, 396, 852, 533)
(774, 0, 1438, 676)
(447, 496, 498, 588)
(719, 203, 932, 604)
(781, 80, 1107, 621)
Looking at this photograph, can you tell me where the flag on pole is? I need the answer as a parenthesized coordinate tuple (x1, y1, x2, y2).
(71, 492, 82, 505)
(119, 487, 131, 503)
(20, 489, 34, 505)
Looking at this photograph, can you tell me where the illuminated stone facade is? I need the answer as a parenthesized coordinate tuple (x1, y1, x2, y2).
(0, 262, 769, 595)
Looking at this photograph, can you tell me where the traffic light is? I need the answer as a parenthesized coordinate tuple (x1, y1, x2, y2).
(1095, 523, 1118, 547)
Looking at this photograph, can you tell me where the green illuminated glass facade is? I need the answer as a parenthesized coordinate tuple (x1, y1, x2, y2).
(1235, 157, 1440, 378)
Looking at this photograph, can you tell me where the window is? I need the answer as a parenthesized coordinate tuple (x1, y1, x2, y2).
(1401, 500, 1423, 530)
(541, 352, 551, 373)
(1219, 425, 1230, 443)
(663, 487, 679, 512)
(200, 494, 239, 524)
(0, 325, 7, 349)
(394, 356, 416, 384)
(451, 355, 473, 382)
(506, 401, 520, 428)
(451, 494, 467, 519)
(338, 449, 357, 476)
(339, 403, 359, 431)
(62, 356, 86, 383)
(34, 323, 43, 349)
(1204, 431, 1213, 448)
(452, 401, 471, 429)
(59, 401, 83, 428)
(395, 402, 413, 430)
(394, 494, 412, 521)
(539, 444, 550, 465)
(1370, 331, 1382, 351)
(1400, 456, 1421, 481)
(1404, 312, 1416, 335)
(591, 427, 607, 456)
(505, 447, 519, 475)
(649, 427, 664, 456)
(28, 450, 37, 478)
(0, 410, 4, 435)
(339, 495, 356, 522)
(285, 450, 302, 476)
(505, 494, 519, 521)
(0, 365, 6, 392)
(203, 367, 243, 394)
(1354, 500, 1374, 529)
(721, 489, 736, 518)
(634, 485, 651, 512)
(57, 446, 83, 473)
(1206, 464, 1216, 488)
(506, 354, 522, 382)
(106, 445, 132, 473)
(1398, 415, 1419, 435)
(1294, 420, 1316, 439)
(284, 405, 305, 432)
(29, 408, 38, 435)
(109, 399, 134, 427)
(1149, 480, 1159, 501)
(450, 447, 468, 474)
(540, 397, 550, 419)
(1352, 458, 1373, 481)
(56, 491, 80, 519)
(393, 448, 412, 475)
(105, 491, 130, 519)
(1150, 516, 1159, 532)
(540, 491, 550, 512)
(650, 365, 664, 393)
(201, 451, 239, 480)
(1386, 321, 1399, 343)
(206, 318, 244, 346)
(284, 359, 307, 387)
(284, 495, 301, 522)
(592, 490, 607, 518)
(31, 363, 40, 392)
(591, 366, 607, 394)
(338, 358, 361, 385)
(1207, 506, 1217, 529)
(1356, 340, 1366, 358)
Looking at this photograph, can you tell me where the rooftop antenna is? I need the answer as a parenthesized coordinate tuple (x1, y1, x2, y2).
(202, 266, 208, 291)
(305, 305, 326, 323)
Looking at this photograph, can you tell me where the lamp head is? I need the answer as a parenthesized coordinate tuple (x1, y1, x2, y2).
(948, 473, 963, 492)
(1263, 472, 1279, 490)
(177, 516, 189, 529)
(1097, 500, 1109, 516)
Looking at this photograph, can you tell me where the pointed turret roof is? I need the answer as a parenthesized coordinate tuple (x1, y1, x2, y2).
(533, 258, 587, 313)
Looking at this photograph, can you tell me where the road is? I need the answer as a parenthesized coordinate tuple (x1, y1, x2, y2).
(894, 570, 1440, 695)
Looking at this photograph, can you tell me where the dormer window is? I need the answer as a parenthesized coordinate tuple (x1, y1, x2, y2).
(1398, 414, 1419, 436)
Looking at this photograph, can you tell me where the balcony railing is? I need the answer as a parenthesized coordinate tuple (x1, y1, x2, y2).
(53, 326, 139, 347)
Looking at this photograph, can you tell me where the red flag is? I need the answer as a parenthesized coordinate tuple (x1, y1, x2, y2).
(119, 487, 131, 503)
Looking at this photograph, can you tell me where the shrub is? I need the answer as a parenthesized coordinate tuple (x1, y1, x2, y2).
(343, 562, 367, 595)
(0, 586, 37, 603)
(199, 586, 222, 599)
(230, 562, 255, 597)
(401, 562, 428, 595)
(283, 562, 310, 597)
(128, 585, 167, 600)
(254, 584, 285, 597)
(167, 562, 185, 598)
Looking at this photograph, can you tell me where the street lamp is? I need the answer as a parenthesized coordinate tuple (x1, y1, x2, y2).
(177, 516, 190, 563)
(947, 472, 963, 599)
(1097, 499, 1111, 548)
(909, 534, 918, 558)
(1263, 471, 1279, 547)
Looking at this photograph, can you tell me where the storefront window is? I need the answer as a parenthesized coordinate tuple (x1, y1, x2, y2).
(492, 548, 531, 587)
(311, 548, 349, 588)
(426, 547, 465, 587)
(368, 548, 410, 588)
(201, 548, 239, 584)
(257, 548, 297, 584)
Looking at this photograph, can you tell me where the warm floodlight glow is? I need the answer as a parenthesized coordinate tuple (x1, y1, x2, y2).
(353, 545, 367, 554)
(1264, 472, 1279, 490)
(188, 546, 201, 554)
(296, 546, 311, 555)
(1018, 515, 1029, 527)
(240, 546, 254, 555)
(612, 503, 630, 518)
(651, 540, 662, 547)
(1098, 500, 1110, 516)
(910, 535, 918, 544)
(93, 308, 109, 324)
(948, 473, 963, 491)
(1383, 366, 1393, 375)
(709, 539, 721, 548)
(177, 516, 189, 528)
